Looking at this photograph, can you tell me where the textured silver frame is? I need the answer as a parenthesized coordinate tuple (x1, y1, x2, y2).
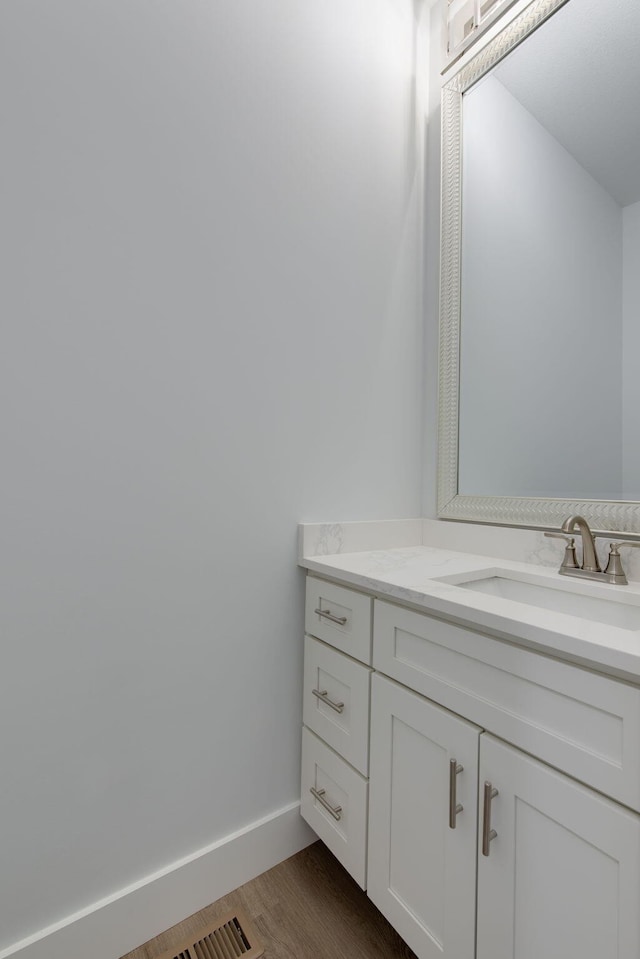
(437, 0, 640, 535)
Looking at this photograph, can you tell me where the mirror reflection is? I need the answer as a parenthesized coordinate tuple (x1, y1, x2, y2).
(458, 0, 640, 501)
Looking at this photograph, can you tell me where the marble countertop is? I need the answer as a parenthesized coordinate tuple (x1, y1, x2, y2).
(300, 545, 640, 683)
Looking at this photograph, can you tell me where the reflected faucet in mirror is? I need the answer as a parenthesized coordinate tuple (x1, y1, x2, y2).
(546, 515, 640, 586)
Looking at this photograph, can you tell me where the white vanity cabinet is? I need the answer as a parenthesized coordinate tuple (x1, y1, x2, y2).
(300, 575, 640, 959)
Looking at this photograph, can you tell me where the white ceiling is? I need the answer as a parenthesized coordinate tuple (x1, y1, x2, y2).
(493, 0, 640, 206)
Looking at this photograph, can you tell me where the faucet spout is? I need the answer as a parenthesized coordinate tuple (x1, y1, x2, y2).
(561, 515, 601, 572)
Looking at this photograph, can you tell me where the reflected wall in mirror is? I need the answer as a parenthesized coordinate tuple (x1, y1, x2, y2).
(438, 0, 640, 533)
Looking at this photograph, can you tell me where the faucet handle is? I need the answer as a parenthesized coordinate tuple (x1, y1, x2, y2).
(603, 541, 640, 585)
(544, 532, 579, 570)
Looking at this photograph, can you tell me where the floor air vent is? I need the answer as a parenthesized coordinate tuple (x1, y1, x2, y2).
(157, 909, 264, 959)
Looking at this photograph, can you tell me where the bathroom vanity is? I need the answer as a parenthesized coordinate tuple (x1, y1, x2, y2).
(299, 537, 640, 959)
(298, 0, 640, 954)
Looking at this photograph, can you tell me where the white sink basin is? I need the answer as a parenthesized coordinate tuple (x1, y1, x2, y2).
(439, 570, 640, 631)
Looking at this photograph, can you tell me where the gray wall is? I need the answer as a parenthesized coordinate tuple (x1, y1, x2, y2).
(0, 1, 426, 949)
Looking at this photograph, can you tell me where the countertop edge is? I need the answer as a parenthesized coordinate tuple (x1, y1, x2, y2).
(299, 551, 640, 685)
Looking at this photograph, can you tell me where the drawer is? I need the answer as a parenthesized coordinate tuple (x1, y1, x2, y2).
(305, 576, 372, 664)
(374, 600, 640, 811)
(301, 727, 368, 888)
(303, 636, 371, 775)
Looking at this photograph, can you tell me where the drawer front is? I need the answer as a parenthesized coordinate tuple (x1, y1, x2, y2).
(303, 636, 371, 775)
(305, 576, 372, 664)
(374, 600, 640, 811)
(301, 727, 368, 888)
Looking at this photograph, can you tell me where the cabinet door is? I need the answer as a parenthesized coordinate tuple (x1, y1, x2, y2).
(368, 674, 481, 959)
(477, 735, 640, 959)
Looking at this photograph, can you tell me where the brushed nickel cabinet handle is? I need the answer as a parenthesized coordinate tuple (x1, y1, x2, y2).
(310, 787, 342, 821)
(449, 759, 464, 829)
(314, 607, 348, 626)
(482, 781, 499, 856)
(311, 688, 345, 713)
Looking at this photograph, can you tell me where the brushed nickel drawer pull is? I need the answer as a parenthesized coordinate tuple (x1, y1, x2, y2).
(310, 787, 343, 821)
(314, 607, 348, 626)
(449, 759, 464, 829)
(482, 781, 499, 856)
(311, 688, 345, 713)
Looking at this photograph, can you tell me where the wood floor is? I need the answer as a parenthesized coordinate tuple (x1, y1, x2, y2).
(122, 840, 416, 959)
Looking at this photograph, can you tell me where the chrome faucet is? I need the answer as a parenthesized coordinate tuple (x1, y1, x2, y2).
(546, 515, 640, 585)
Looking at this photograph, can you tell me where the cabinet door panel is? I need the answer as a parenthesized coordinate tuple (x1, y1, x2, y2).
(477, 735, 640, 959)
(368, 674, 481, 959)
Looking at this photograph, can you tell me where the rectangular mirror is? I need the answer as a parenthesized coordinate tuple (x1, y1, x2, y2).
(438, 0, 640, 534)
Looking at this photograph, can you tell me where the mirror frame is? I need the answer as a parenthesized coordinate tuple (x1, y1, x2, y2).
(437, 0, 640, 535)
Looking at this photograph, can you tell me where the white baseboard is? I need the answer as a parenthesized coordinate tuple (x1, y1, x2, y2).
(0, 802, 315, 959)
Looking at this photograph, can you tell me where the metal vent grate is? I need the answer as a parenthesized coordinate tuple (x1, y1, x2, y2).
(156, 910, 264, 959)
